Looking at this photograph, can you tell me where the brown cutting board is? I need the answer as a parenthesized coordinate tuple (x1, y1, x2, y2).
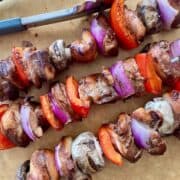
(0, 0, 179, 179)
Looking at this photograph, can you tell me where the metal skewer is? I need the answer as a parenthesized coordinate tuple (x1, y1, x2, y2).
(0, 0, 110, 35)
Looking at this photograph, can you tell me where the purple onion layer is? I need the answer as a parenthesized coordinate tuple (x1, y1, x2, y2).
(48, 93, 71, 125)
(110, 61, 135, 98)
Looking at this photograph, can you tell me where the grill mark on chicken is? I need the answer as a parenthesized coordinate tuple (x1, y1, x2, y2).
(78, 73, 118, 104)
(124, 6, 146, 42)
(137, 0, 162, 34)
(109, 113, 143, 162)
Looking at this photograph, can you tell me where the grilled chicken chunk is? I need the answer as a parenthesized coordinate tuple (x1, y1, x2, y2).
(124, 6, 146, 42)
(27, 149, 59, 180)
(109, 113, 143, 162)
(137, 0, 162, 34)
(146, 40, 180, 80)
(24, 48, 56, 88)
(0, 57, 24, 89)
(0, 103, 30, 147)
(78, 73, 118, 104)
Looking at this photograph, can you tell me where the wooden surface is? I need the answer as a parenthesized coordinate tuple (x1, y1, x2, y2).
(0, 0, 179, 179)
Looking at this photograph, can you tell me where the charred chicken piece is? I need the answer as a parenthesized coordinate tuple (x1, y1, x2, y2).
(27, 149, 59, 180)
(108, 113, 143, 162)
(0, 103, 30, 147)
(70, 30, 97, 62)
(49, 39, 71, 71)
(0, 57, 25, 89)
(16, 160, 30, 180)
(146, 40, 180, 80)
(124, 6, 146, 42)
(24, 48, 56, 88)
(123, 58, 145, 95)
(78, 73, 118, 104)
(136, 0, 162, 34)
(72, 132, 104, 175)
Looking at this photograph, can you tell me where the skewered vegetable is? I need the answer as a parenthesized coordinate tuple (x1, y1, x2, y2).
(90, 13, 119, 56)
(17, 90, 180, 179)
(0, 39, 179, 149)
(0, 0, 179, 100)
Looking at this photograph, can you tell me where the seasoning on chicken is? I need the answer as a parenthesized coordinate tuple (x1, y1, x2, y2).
(124, 6, 146, 42)
(70, 30, 97, 62)
(108, 113, 143, 162)
(27, 149, 59, 180)
(137, 0, 162, 34)
(25, 49, 56, 88)
(0, 57, 25, 89)
(146, 40, 180, 81)
(78, 73, 118, 104)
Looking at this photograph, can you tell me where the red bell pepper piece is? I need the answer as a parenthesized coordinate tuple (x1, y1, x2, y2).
(135, 53, 162, 95)
(110, 0, 138, 49)
(0, 104, 16, 150)
(66, 76, 90, 118)
(98, 125, 123, 166)
(174, 78, 180, 91)
(12, 47, 30, 87)
(40, 95, 63, 130)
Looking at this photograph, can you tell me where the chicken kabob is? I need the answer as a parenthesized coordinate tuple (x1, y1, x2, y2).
(0, 39, 179, 149)
(16, 90, 180, 180)
(0, 0, 179, 100)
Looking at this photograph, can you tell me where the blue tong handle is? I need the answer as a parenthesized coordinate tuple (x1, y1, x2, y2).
(0, 1, 109, 36)
(0, 18, 26, 35)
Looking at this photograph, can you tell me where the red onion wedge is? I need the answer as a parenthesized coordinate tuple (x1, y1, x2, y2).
(48, 93, 71, 125)
(170, 39, 180, 58)
(110, 61, 135, 98)
(20, 105, 36, 141)
(131, 118, 151, 149)
(157, 0, 180, 30)
(90, 13, 118, 56)
(131, 118, 166, 155)
(55, 137, 74, 177)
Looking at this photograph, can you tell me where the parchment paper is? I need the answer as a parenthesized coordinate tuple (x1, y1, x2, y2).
(0, 0, 179, 179)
